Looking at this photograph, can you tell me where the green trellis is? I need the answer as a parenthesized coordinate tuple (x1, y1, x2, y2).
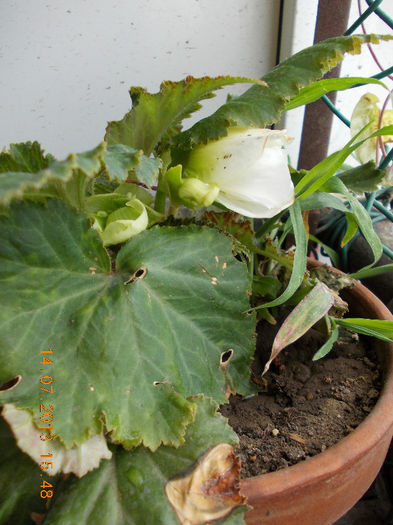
(315, 0, 393, 270)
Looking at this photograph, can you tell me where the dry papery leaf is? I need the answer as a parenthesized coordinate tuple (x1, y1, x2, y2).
(165, 443, 246, 525)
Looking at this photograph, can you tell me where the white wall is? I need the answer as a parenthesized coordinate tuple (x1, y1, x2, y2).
(0, 0, 280, 159)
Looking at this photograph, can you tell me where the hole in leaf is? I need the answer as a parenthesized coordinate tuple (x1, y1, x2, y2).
(220, 349, 234, 366)
(0, 375, 22, 391)
(124, 266, 147, 285)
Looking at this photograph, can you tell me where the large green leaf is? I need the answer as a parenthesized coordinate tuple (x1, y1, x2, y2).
(0, 141, 55, 174)
(42, 397, 246, 525)
(0, 200, 255, 450)
(173, 35, 389, 149)
(105, 75, 266, 155)
(0, 143, 160, 205)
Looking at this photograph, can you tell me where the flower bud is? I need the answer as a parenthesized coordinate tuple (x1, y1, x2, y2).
(178, 178, 220, 209)
(97, 198, 148, 246)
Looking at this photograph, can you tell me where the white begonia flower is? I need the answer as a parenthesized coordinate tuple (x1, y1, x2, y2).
(183, 128, 295, 218)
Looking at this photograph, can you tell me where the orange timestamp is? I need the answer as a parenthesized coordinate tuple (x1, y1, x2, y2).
(39, 347, 55, 499)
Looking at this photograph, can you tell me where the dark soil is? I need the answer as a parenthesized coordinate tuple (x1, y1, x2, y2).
(221, 315, 383, 478)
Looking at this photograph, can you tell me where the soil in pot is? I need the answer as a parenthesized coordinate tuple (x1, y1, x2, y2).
(221, 313, 383, 478)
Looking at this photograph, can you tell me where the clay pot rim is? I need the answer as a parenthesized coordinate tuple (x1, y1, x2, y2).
(240, 264, 393, 499)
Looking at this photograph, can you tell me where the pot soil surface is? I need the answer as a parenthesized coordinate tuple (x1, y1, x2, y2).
(221, 317, 382, 479)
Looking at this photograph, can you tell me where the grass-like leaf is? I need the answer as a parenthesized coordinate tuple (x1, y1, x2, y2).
(284, 76, 386, 111)
(263, 283, 335, 374)
(255, 200, 307, 310)
(334, 318, 393, 342)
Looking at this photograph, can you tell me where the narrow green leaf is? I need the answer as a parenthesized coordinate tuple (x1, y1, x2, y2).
(174, 35, 390, 150)
(350, 263, 393, 280)
(255, 201, 307, 310)
(284, 76, 386, 111)
(296, 125, 393, 199)
(341, 212, 359, 247)
(326, 177, 383, 267)
(334, 318, 393, 342)
(105, 76, 266, 155)
(299, 192, 349, 213)
(0, 201, 255, 449)
(313, 322, 339, 360)
(309, 234, 340, 267)
(263, 282, 335, 374)
(42, 397, 245, 525)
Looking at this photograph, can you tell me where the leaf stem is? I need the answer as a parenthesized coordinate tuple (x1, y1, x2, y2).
(154, 174, 167, 214)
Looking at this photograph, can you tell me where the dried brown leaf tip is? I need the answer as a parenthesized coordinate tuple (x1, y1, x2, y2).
(165, 443, 246, 525)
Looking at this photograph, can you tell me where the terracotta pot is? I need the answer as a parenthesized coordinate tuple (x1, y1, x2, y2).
(239, 266, 393, 525)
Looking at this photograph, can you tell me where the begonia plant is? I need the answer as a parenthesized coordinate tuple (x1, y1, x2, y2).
(1, 34, 393, 525)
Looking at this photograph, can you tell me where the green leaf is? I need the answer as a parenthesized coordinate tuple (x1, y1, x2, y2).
(349, 263, 393, 280)
(337, 162, 386, 194)
(0, 416, 52, 524)
(0, 143, 160, 206)
(0, 143, 106, 206)
(103, 144, 162, 188)
(105, 76, 266, 155)
(174, 35, 389, 149)
(334, 318, 393, 342)
(309, 234, 340, 268)
(252, 275, 282, 299)
(313, 321, 339, 360)
(323, 177, 383, 267)
(0, 141, 55, 174)
(42, 397, 245, 525)
(296, 125, 393, 199)
(255, 201, 307, 309)
(0, 201, 255, 449)
(299, 192, 349, 213)
(284, 76, 386, 111)
(263, 282, 335, 374)
(341, 212, 359, 247)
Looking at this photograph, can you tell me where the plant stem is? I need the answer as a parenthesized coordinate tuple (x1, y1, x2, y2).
(154, 174, 166, 214)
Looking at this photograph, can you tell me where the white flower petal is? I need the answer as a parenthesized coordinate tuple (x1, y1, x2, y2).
(184, 127, 294, 217)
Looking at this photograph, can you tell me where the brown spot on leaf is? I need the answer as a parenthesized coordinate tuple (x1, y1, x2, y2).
(165, 443, 246, 525)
